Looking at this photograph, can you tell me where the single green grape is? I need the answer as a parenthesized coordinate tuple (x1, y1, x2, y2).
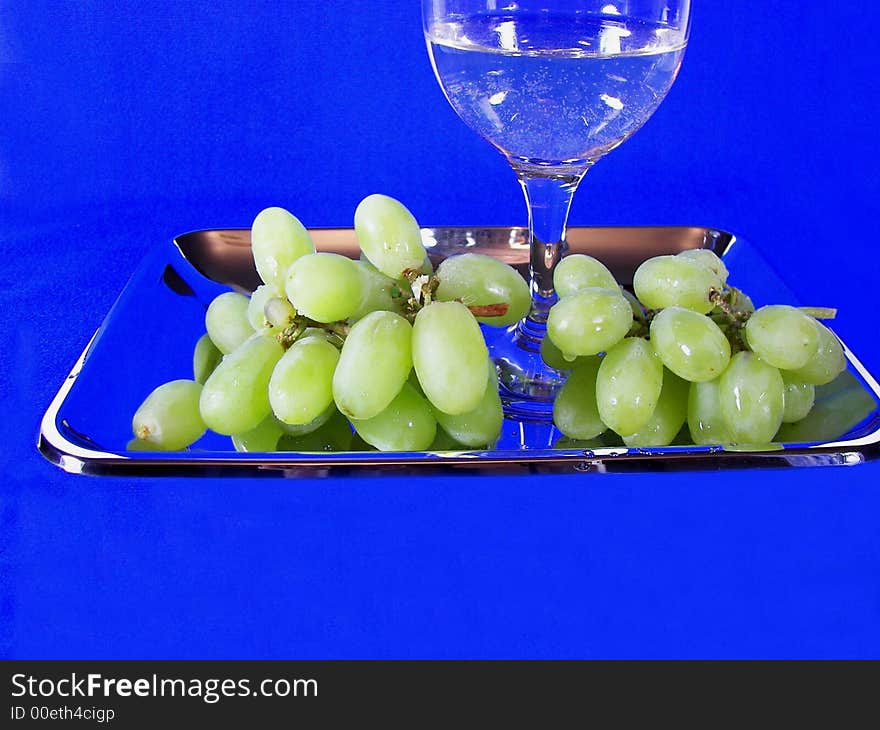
(412, 301, 489, 415)
(553, 254, 618, 298)
(675, 249, 729, 283)
(621, 289, 646, 323)
(649, 306, 731, 382)
(687, 378, 732, 446)
(231, 416, 284, 452)
(787, 320, 846, 385)
(718, 351, 784, 444)
(251, 206, 315, 290)
(744, 305, 819, 370)
(332, 310, 413, 420)
(285, 252, 365, 323)
(354, 194, 427, 280)
(622, 369, 689, 447)
(205, 291, 254, 354)
(596, 337, 664, 437)
(276, 403, 335, 437)
(552, 356, 605, 440)
(126, 437, 174, 452)
(132, 379, 206, 450)
(435, 253, 530, 327)
(633, 255, 723, 314)
(434, 361, 503, 448)
(429, 427, 465, 452)
(192, 332, 222, 385)
(781, 372, 815, 423)
(546, 287, 632, 358)
(278, 409, 354, 452)
(264, 296, 297, 330)
(199, 332, 284, 435)
(269, 337, 340, 426)
(247, 283, 280, 330)
(540, 335, 577, 371)
(350, 382, 437, 452)
(349, 260, 399, 322)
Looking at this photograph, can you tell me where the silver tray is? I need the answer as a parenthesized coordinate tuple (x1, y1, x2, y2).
(38, 226, 880, 476)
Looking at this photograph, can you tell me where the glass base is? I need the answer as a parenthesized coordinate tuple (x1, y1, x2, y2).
(481, 318, 568, 422)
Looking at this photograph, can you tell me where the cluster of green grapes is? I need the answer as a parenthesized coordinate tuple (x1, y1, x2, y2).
(131, 193, 846, 454)
(545, 249, 846, 447)
(131, 194, 532, 453)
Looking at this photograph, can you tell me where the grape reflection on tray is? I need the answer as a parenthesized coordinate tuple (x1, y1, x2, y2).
(128, 194, 850, 456)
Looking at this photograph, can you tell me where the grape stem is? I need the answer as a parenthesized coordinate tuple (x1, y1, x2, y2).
(799, 306, 837, 320)
(709, 287, 750, 353)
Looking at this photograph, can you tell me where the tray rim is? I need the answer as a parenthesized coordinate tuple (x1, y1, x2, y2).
(37, 225, 880, 477)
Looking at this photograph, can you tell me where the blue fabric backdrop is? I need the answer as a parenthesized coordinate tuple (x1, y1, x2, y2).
(2, 1, 879, 658)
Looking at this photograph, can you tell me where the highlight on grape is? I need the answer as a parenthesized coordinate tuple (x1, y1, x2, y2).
(130, 194, 846, 453)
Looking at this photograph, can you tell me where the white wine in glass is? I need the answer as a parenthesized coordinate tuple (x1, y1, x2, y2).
(422, 1, 691, 418)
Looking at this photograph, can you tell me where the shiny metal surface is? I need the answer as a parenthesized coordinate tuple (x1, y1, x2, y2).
(39, 226, 880, 476)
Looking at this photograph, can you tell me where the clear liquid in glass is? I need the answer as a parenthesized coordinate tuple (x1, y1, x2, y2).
(426, 11, 687, 171)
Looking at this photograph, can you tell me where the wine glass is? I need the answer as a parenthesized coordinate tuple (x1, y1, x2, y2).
(422, 0, 691, 418)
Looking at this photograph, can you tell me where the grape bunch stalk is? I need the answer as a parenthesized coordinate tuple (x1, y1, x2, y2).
(131, 195, 847, 454)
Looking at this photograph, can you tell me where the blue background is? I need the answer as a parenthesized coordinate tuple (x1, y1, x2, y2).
(2, 1, 879, 658)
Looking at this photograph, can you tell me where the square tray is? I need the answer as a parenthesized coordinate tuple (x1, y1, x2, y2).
(38, 225, 880, 476)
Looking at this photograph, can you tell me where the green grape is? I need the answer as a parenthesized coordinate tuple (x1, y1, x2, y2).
(621, 288, 646, 323)
(278, 409, 354, 452)
(435, 253, 531, 327)
(247, 283, 280, 330)
(687, 378, 732, 446)
(434, 361, 503, 448)
(675, 249, 729, 283)
(205, 291, 254, 354)
(296, 327, 340, 347)
(193, 333, 222, 385)
(351, 383, 437, 451)
(269, 337, 340, 426)
(649, 306, 731, 382)
(199, 332, 284, 435)
(632, 255, 723, 314)
(251, 206, 315, 290)
(264, 296, 296, 330)
(126, 437, 173, 452)
(781, 372, 815, 423)
(332, 310, 412, 420)
(596, 337, 663, 437)
(285, 252, 365, 323)
(132, 379, 206, 450)
(353, 194, 427, 279)
(718, 351, 784, 444)
(546, 287, 632, 359)
(553, 436, 606, 450)
(553, 254, 618, 298)
(540, 335, 576, 371)
(348, 431, 377, 452)
(231, 416, 284, 452)
(349, 260, 399, 322)
(276, 403, 335, 436)
(623, 369, 689, 447)
(412, 301, 489, 415)
(744, 305, 819, 370)
(787, 320, 846, 385)
(429, 427, 464, 451)
(552, 357, 605, 440)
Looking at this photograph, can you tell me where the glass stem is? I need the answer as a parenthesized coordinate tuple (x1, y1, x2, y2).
(514, 167, 587, 323)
